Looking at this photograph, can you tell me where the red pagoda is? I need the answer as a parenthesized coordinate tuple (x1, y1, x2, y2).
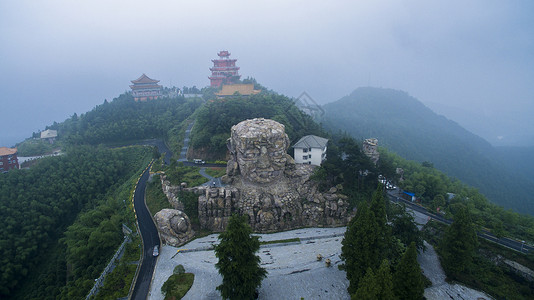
(209, 51, 241, 87)
(130, 74, 162, 101)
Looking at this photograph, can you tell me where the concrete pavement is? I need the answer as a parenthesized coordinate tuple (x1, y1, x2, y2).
(150, 227, 350, 300)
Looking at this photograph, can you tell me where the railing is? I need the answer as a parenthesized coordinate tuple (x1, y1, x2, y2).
(85, 236, 131, 300)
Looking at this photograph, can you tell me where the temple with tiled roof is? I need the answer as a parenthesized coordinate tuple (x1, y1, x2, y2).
(130, 74, 163, 101)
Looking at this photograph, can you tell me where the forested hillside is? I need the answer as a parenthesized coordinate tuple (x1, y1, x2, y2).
(190, 92, 324, 159)
(0, 146, 152, 298)
(321, 87, 534, 214)
(379, 148, 534, 242)
(494, 146, 534, 179)
(17, 93, 202, 156)
(1, 93, 204, 298)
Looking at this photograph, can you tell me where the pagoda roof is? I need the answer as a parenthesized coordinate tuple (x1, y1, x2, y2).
(0, 147, 17, 156)
(292, 135, 329, 149)
(131, 74, 160, 84)
(130, 84, 162, 90)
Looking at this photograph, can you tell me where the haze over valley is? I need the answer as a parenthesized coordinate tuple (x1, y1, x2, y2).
(1, 0, 533, 148)
(1, 1, 534, 300)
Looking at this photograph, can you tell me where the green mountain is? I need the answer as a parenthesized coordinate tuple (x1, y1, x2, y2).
(321, 87, 534, 214)
(494, 146, 534, 179)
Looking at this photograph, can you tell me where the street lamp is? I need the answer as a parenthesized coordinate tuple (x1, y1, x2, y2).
(521, 240, 525, 252)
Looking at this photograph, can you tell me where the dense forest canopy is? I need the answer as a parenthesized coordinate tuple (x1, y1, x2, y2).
(56, 93, 202, 145)
(322, 87, 534, 215)
(16, 92, 202, 157)
(0, 145, 151, 298)
(190, 92, 325, 159)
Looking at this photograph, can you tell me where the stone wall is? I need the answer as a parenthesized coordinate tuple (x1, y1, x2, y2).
(160, 174, 184, 210)
(197, 165, 352, 233)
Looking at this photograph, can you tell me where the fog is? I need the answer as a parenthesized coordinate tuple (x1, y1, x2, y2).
(1, 0, 533, 147)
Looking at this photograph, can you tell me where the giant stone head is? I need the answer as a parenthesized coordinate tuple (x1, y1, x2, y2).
(228, 118, 289, 184)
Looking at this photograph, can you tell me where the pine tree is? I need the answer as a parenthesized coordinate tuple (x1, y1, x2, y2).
(375, 259, 396, 300)
(353, 267, 379, 300)
(214, 214, 267, 300)
(440, 205, 478, 275)
(370, 185, 392, 257)
(341, 203, 380, 294)
(353, 260, 397, 300)
(393, 242, 424, 300)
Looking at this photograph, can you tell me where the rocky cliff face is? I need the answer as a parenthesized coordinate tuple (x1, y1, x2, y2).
(157, 118, 353, 237)
(196, 118, 353, 232)
(159, 174, 184, 210)
(198, 164, 352, 232)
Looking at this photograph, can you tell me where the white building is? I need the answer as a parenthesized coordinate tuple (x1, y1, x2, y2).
(40, 129, 58, 144)
(293, 135, 328, 166)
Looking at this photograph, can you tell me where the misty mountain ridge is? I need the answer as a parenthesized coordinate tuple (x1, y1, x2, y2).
(423, 101, 534, 147)
(321, 87, 534, 214)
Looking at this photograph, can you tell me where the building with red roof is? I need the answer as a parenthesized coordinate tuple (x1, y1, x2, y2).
(209, 51, 241, 87)
(0, 147, 19, 172)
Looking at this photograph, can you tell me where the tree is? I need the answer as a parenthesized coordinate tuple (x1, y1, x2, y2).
(370, 185, 391, 252)
(353, 267, 379, 300)
(440, 205, 478, 275)
(353, 260, 396, 300)
(391, 209, 424, 250)
(374, 259, 396, 300)
(341, 203, 380, 294)
(214, 214, 267, 299)
(393, 242, 424, 300)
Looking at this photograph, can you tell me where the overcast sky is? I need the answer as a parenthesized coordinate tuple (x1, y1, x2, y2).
(1, 0, 533, 147)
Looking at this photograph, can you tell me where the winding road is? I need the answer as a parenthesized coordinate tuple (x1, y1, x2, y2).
(131, 139, 174, 299)
(387, 189, 533, 254)
(131, 164, 160, 300)
(131, 123, 198, 299)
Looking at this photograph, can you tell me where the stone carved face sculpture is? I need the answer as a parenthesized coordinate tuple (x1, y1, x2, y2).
(229, 118, 289, 184)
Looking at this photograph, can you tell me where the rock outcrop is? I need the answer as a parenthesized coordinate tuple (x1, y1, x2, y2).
(160, 174, 184, 210)
(198, 118, 352, 232)
(154, 209, 194, 247)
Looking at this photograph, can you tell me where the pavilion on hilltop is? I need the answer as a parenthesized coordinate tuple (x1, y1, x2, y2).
(130, 74, 162, 101)
(209, 51, 240, 87)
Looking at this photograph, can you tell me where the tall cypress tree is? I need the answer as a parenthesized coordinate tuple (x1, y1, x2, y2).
(374, 259, 396, 300)
(440, 205, 478, 275)
(370, 184, 392, 257)
(341, 203, 380, 294)
(393, 242, 424, 300)
(214, 214, 267, 300)
(354, 260, 397, 300)
(353, 267, 379, 300)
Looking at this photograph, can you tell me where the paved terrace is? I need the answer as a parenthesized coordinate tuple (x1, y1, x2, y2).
(149, 227, 350, 300)
(149, 219, 492, 300)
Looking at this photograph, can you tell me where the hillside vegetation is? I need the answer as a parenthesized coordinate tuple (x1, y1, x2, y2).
(190, 92, 324, 159)
(17, 93, 202, 156)
(0, 146, 152, 298)
(322, 87, 534, 214)
(4, 85, 534, 299)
